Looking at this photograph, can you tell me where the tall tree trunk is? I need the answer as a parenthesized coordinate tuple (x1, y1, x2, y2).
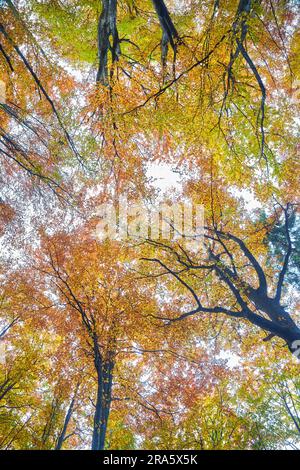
(91, 338, 114, 450)
(96, 0, 120, 85)
(98, 355, 114, 450)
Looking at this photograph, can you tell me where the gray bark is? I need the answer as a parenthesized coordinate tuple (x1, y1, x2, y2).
(96, 0, 120, 85)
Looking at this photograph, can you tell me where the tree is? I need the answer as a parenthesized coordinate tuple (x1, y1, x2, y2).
(33, 230, 158, 449)
(0, 0, 299, 451)
(141, 201, 300, 355)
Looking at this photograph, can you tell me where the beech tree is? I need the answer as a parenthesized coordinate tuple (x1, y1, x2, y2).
(142, 202, 300, 355)
(0, 0, 299, 451)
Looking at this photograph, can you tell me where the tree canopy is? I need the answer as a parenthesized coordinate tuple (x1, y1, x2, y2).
(0, 0, 299, 450)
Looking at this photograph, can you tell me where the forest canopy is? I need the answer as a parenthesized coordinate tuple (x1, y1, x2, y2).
(0, 0, 299, 451)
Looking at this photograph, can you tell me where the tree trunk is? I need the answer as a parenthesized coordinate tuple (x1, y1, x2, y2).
(244, 287, 300, 354)
(96, 0, 120, 85)
(151, 0, 179, 66)
(99, 359, 113, 449)
(91, 338, 114, 450)
(55, 391, 77, 450)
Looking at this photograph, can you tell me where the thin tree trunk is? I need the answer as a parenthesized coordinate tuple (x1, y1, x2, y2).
(55, 385, 78, 450)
